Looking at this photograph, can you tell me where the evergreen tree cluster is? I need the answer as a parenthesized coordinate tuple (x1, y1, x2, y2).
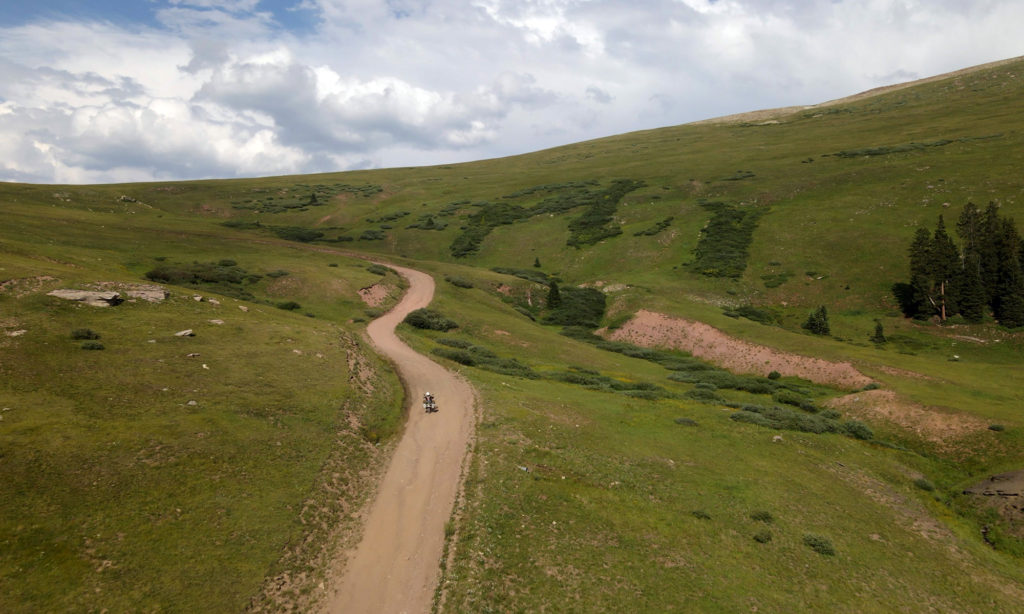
(895, 202, 1024, 327)
(801, 306, 831, 336)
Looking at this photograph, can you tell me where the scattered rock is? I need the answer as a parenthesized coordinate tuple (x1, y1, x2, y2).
(193, 295, 204, 302)
(186, 400, 198, 406)
(186, 353, 200, 358)
(5, 330, 27, 337)
(47, 289, 122, 307)
(772, 435, 784, 443)
(124, 285, 168, 302)
(208, 298, 220, 305)
(208, 319, 224, 325)
(175, 329, 195, 337)
(238, 305, 249, 312)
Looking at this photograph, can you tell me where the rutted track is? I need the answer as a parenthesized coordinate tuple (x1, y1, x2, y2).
(324, 265, 474, 613)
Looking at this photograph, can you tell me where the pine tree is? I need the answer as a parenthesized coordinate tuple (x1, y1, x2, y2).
(979, 201, 1003, 304)
(870, 320, 886, 344)
(907, 227, 934, 318)
(993, 218, 1024, 327)
(959, 252, 987, 323)
(533, 256, 541, 268)
(930, 215, 961, 319)
(546, 280, 562, 308)
(802, 306, 830, 336)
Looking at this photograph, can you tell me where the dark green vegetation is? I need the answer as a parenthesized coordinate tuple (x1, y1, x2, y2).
(897, 202, 1024, 326)
(4, 57, 1024, 612)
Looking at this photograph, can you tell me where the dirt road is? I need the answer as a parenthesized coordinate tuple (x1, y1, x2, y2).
(324, 265, 474, 614)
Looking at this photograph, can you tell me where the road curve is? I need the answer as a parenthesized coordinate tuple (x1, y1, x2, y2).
(324, 265, 474, 614)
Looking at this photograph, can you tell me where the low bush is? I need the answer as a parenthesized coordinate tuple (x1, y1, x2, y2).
(749, 511, 774, 523)
(436, 338, 473, 349)
(367, 264, 390, 276)
(359, 229, 387, 241)
(988, 424, 1006, 432)
(71, 328, 100, 340)
(674, 417, 698, 427)
(913, 478, 936, 492)
(80, 341, 105, 350)
(684, 388, 726, 404)
(404, 309, 459, 331)
(265, 269, 289, 278)
(272, 226, 324, 242)
(432, 348, 476, 366)
(803, 534, 836, 556)
(276, 301, 302, 311)
(445, 275, 474, 288)
(753, 530, 773, 543)
(691, 510, 711, 520)
(841, 420, 874, 440)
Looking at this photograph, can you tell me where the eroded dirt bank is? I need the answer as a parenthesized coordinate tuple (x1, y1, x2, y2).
(323, 266, 475, 614)
(606, 309, 873, 389)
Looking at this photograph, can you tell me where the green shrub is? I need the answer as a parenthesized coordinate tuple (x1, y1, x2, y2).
(691, 510, 711, 520)
(432, 347, 476, 366)
(841, 420, 874, 440)
(272, 226, 324, 242)
(71, 328, 100, 340)
(265, 269, 289, 278)
(684, 388, 726, 404)
(988, 424, 1006, 432)
(913, 478, 935, 492)
(367, 264, 390, 276)
(543, 287, 606, 328)
(359, 229, 387, 241)
(445, 275, 474, 288)
(753, 530, 773, 543)
(674, 417, 698, 427)
(688, 201, 767, 278)
(328, 263, 339, 267)
(81, 341, 105, 350)
(750, 511, 774, 523)
(276, 301, 302, 311)
(404, 309, 458, 331)
(767, 370, 781, 380)
(803, 534, 836, 556)
(437, 338, 473, 349)
(217, 259, 238, 267)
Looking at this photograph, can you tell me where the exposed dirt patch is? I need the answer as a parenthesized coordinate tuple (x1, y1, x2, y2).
(607, 310, 873, 390)
(357, 283, 389, 307)
(964, 470, 1024, 538)
(825, 389, 988, 444)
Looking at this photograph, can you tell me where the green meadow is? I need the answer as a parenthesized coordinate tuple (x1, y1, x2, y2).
(2, 57, 1024, 611)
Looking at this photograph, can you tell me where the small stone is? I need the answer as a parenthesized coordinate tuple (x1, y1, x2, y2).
(186, 400, 197, 406)
(186, 353, 200, 358)
(208, 319, 224, 325)
(238, 305, 249, 312)
(175, 329, 194, 337)
(208, 298, 220, 305)
(192, 295, 203, 302)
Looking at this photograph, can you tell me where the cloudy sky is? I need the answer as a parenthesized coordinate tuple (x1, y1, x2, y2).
(0, 0, 1021, 184)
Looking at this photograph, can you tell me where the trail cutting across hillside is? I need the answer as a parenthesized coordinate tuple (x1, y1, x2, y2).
(324, 265, 474, 614)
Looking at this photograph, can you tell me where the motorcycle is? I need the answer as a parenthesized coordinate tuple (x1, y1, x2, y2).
(423, 392, 437, 413)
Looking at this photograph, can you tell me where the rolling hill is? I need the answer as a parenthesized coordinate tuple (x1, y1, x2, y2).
(2, 56, 1024, 612)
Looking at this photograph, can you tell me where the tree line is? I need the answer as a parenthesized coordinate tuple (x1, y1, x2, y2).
(894, 202, 1024, 327)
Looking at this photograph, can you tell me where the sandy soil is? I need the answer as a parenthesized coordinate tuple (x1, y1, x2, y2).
(357, 283, 390, 307)
(323, 265, 475, 614)
(607, 309, 873, 390)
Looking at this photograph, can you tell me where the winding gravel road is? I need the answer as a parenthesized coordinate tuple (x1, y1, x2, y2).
(324, 265, 475, 614)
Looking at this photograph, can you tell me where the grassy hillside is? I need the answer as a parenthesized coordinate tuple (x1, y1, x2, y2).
(2, 57, 1023, 611)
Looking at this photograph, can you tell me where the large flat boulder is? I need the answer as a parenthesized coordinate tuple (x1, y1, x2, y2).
(47, 289, 122, 307)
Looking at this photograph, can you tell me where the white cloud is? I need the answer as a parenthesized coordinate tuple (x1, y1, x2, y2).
(1, 0, 1023, 183)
